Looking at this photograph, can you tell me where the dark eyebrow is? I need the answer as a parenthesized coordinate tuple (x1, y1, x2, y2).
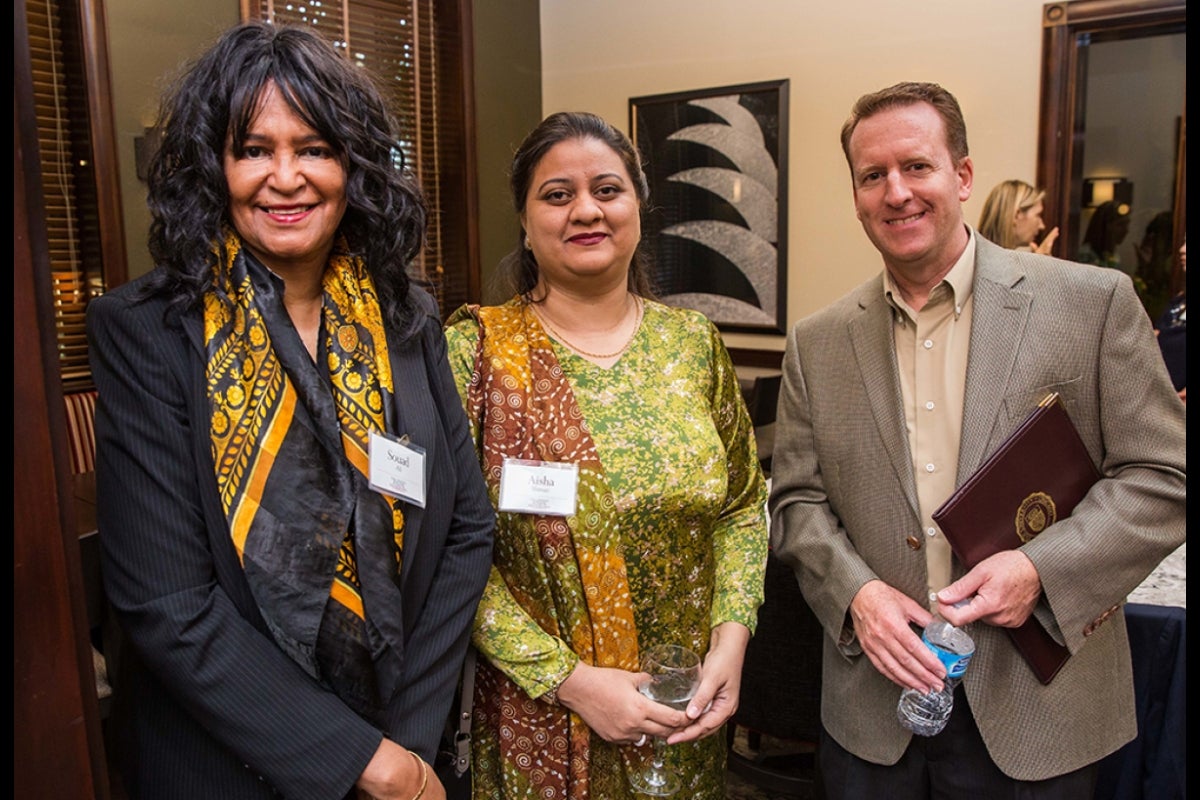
(535, 171, 626, 195)
(241, 131, 326, 145)
(535, 177, 571, 194)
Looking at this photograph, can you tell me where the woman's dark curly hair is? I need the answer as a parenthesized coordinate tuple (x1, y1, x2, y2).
(142, 21, 427, 338)
(498, 111, 657, 299)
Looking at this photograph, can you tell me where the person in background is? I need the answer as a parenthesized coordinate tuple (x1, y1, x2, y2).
(1154, 239, 1186, 403)
(444, 111, 768, 799)
(1076, 200, 1133, 270)
(87, 21, 493, 799)
(976, 179, 1059, 254)
(1134, 210, 1176, 320)
(769, 81, 1186, 799)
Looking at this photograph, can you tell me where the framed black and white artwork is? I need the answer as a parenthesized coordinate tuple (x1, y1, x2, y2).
(630, 80, 789, 334)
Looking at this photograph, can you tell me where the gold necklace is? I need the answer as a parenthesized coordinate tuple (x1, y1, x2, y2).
(533, 296, 644, 360)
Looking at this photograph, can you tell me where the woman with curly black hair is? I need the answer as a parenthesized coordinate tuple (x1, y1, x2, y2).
(87, 21, 493, 799)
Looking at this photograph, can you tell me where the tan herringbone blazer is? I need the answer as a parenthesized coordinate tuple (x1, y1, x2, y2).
(769, 235, 1186, 780)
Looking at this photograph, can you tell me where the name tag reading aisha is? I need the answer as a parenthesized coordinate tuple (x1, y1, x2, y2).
(499, 458, 579, 516)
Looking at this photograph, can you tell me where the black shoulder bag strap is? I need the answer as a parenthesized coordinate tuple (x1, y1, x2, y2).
(449, 645, 476, 777)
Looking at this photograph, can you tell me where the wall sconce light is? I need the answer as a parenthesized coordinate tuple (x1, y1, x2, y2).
(134, 126, 164, 182)
(1082, 176, 1133, 209)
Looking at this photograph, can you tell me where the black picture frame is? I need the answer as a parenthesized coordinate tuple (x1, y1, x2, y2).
(630, 80, 789, 334)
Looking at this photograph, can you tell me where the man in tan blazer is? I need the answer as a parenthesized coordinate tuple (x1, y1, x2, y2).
(769, 81, 1186, 798)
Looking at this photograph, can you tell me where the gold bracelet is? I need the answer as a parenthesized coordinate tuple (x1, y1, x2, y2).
(407, 750, 429, 800)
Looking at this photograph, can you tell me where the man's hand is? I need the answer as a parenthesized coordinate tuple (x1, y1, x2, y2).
(937, 550, 1042, 629)
(850, 580, 945, 693)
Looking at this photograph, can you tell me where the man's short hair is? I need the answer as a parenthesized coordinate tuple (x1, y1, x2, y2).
(840, 81, 969, 170)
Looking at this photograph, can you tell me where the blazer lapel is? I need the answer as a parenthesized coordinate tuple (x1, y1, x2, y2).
(180, 311, 206, 360)
(387, 338, 435, 589)
(958, 245, 1031, 481)
(848, 286, 920, 520)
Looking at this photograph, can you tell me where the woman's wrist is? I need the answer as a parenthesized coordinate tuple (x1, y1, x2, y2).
(551, 660, 589, 711)
(709, 620, 751, 654)
(537, 653, 581, 707)
(406, 749, 429, 800)
(356, 739, 429, 800)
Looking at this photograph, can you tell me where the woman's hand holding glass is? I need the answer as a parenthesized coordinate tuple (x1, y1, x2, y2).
(554, 660, 689, 746)
(663, 621, 750, 746)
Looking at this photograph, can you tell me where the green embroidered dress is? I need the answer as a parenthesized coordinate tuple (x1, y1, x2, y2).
(446, 297, 767, 799)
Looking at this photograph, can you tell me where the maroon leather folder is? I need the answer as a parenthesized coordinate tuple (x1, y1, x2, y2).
(933, 393, 1101, 685)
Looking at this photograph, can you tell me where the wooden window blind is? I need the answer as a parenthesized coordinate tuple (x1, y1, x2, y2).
(26, 0, 112, 391)
(246, 0, 478, 317)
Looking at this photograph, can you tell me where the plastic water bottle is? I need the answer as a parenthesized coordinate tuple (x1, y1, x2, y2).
(896, 612, 975, 736)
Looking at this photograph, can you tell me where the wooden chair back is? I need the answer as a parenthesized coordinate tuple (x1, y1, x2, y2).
(63, 389, 98, 475)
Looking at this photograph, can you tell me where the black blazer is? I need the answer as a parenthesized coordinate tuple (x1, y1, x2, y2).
(88, 276, 493, 799)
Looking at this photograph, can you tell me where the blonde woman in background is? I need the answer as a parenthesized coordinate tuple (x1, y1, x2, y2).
(977, 179, 1059, 253)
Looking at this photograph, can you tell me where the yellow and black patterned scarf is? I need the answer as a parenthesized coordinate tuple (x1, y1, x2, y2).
(205, 231, 407, 717)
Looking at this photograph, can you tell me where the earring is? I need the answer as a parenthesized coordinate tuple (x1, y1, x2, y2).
(524, 237, 533, 251)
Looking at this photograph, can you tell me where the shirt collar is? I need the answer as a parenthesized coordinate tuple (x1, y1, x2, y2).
(883, 226, 977, 321)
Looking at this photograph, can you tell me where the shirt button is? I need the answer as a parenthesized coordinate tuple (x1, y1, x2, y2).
(923, 339, 934, 349)
(925, 401, 935, 411)
(926, 527, 937, 537)
(907, 535, 923, 550)
(925, 463, 936, 473)
(929, 591, 938, 603)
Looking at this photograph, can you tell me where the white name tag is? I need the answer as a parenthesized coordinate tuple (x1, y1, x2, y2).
(498, 458, 579, 517)
(368, 432, 426, 508)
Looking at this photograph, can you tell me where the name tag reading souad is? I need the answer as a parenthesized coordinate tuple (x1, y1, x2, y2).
(368, 432, 427, 507)
(498, 458, 579, 517)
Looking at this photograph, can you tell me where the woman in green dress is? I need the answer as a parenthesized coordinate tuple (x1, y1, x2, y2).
(445, 111, 768, 799)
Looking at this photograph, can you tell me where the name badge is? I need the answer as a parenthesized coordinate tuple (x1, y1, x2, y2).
(368, 432, 426, 507)
(498, 458, 579, 517)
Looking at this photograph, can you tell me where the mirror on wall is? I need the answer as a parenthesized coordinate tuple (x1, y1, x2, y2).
(1036, 0, 1186, 317)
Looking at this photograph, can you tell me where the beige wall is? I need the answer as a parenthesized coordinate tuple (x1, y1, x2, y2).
(539, 0, 1050, 352)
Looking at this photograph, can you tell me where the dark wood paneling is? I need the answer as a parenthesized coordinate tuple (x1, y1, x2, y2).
(14, 2, 109, 795)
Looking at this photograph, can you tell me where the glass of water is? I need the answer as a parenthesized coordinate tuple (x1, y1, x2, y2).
(629, 644, 701, 796)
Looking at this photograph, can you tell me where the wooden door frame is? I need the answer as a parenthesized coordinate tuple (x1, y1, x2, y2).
(14, 3, 111, 794)
(1036, 0, 1187, 276)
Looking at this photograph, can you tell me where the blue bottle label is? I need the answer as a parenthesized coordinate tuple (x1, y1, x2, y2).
(922, 635, 972, 679)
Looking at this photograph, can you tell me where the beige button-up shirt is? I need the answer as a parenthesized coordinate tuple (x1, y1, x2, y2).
(883, 230, 976, 607)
